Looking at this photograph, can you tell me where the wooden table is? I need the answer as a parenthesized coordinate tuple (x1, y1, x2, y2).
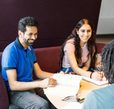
(77, 80, 107, 99)
(44, 80, 107, 109)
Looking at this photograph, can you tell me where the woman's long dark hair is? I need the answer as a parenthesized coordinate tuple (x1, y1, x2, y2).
(60, 19, 97, 69)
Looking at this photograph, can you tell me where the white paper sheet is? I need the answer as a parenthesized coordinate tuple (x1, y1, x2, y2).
(82, 76, 108, 85)
(53, 73, 82, 87)
(52, 74, 82, 96)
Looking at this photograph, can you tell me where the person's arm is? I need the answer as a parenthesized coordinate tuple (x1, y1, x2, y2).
(66, 43, 103, 80)
(33, 62, 57, 86)
(33, 62, 54, 79)
(6, 69, 51, 91)
(67, 50, 91, 77)
(63, 41, 91, 77)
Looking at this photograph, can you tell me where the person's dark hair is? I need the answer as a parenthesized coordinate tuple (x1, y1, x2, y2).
(102, 40, 114, 84)
(18, 16, 38, 33)
(60, 18, 97, 68)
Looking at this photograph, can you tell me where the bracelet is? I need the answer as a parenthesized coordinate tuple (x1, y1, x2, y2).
(90, 72, 93, 78)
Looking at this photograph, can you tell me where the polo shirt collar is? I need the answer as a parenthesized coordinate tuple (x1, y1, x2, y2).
(15, 37, 31, 50)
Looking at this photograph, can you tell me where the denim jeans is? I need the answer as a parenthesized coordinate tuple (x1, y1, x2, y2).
(9, 90, 49, 109)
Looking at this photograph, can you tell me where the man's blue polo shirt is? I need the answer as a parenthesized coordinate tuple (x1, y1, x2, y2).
(1, 38, 36, 91)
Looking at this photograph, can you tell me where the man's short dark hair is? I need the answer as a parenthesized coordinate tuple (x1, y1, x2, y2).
(102, 40, 114, 84)
(18, 16, 38, 33)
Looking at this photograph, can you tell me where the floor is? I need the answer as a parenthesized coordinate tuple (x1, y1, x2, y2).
(96, 35, 114, 44)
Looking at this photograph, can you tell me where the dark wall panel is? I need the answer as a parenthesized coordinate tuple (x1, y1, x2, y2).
(0, 0, 101, 51)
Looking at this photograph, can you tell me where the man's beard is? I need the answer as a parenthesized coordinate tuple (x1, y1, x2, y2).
(24, 38, 35, 46)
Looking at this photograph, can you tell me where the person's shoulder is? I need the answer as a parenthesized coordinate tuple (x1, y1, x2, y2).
(66, 38, 75, 45)
(85, 86, 108, 101)
(83, 91, 98, 108)
(64, 38, 75, 51)
(3, 41, 16, 53)
(86, 90, 96, 99)
(94, 84, 114, 96)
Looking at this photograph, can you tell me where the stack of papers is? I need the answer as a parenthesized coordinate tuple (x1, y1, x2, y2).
(53, 73, 82, 87)
(52, 74, 82, 95)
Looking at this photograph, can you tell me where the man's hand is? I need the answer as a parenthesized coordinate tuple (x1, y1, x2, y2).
(40, 78, 57, 88)
(48, 78, 57, 87)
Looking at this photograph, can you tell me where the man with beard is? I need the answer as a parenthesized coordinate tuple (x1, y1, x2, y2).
(1, 16, 57, 109)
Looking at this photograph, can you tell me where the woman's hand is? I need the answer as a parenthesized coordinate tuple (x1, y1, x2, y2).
(91, 71, 103, 81)
(100, 72, 107, 81)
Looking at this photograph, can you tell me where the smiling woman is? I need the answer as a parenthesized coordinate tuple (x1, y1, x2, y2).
(59, 18, 103, 81)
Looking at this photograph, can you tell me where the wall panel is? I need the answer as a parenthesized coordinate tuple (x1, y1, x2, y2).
(0, 0, 101, 51)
